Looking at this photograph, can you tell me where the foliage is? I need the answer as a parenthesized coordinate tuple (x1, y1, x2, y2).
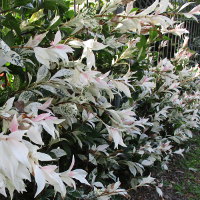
(0, 0, 200, 199)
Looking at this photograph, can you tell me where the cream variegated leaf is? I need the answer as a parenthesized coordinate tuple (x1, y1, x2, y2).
(18, 91, 34, 103)
(36, 65, 50, 83)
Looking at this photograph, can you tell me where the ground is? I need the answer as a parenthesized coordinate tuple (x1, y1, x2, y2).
(131, 134, 200, 200)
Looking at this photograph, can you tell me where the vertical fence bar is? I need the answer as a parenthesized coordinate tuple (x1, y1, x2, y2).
(98, 0, 100, 11)
(74, 0, 76, 14)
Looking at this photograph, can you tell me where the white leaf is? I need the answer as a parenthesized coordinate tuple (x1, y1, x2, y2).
(68, 40, 83, 48)
(141, 160, 154, 166)
(0, 39, 24, 67)
(24, 102, 42, 115)
(39, 85, 57, 94)
(34, 165, 46, 197)
(89, 153, 97, 165)
(114, 81, 131, 97)
(127, 162, 137, 176)
(51, 69, 73, 80)
(61, 173, 76, 189)
(51, 148, 67, 158)
(40, 120, 56, 138)
(0, 142, 18, 181)
(92, 41, 107, 51)
(93, 181, 105, 188)
(169, 136, 181, 144)
(179, 2, 195, 12)
(156, 0, 169, 14)
(189, 167, 198, 172)
(52, 30, 61, 46)
(39, 98, 53, 110)
(18, 91, 34, 103)
(96, 144, 109, 152)
(174, 149, 184, 157)
(36, 65, 49, 83)
(108, 110, 122, 124)
(72, 169, 90, 185)
(139, 175, 155, 186)
(34, 47, 50, 67)
(27, 125, 44, 145)
(7, 139, 29, 166)
(81, 48, 96, 69)
(37, 152, 54, 161)
(4, 97, 15, 112)
(107, 126, 127, 149)
(126, 1, 134, 13)
(0, 177, 7, 197)
(185, 129, 193, 138)
(3, 50, 24, 67)
(137, 0, 159, 16)
(0, 39, 10, 53)
(49, 16, 60, 28)
(183, 13, 198, 21)
(156, 186, 163, 197)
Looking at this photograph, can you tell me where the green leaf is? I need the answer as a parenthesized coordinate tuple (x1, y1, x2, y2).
(137, 46, 144, 60)
(65, 10, 74, 19)
(3, 31, 15, 46)
(137, 35, 147, 48)
(136, 36, 147, 61)
(12, 75, 21, 91)
(163, 35, 171, 40)
(2, 14, 21, 36)
(68, 190, 83, 198)
(48, 15, 61, 30)
(131, 8, 139, 12)
(29, 9, 44, 23)
(43, 0, 70, 9)
(149, 30, 158, 41)
(14, 0, 32, 7)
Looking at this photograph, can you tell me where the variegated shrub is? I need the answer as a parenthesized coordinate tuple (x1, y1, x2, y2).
(0, 0, 199, 199)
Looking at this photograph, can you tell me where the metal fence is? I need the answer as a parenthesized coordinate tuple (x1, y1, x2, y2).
(73, 0, 200, 63)
(136, 0, 200, 63)
(134, 0, 200, 63)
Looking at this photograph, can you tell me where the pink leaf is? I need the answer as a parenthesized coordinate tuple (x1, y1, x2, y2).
(107, 126, 127, 149)
(41, 165, 57, 173)
(189, 5, 200, 15)
(32, 113, 51, 122)
(51, 30, 61, 46)
(9, 114, 19, 132)
(38, 98, 53, 110)
(26, 32, 47, 48)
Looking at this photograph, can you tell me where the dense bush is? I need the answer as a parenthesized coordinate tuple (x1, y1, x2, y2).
(0, 0, 200, 199)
